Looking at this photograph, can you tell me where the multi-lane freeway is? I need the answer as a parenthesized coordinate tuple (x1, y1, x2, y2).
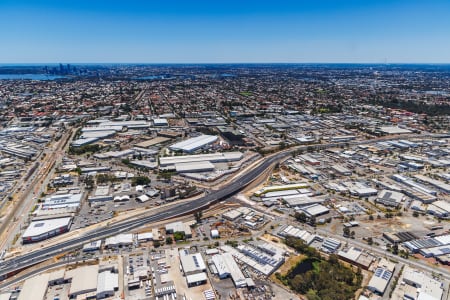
(0, 150, 289, 279)
(0, 133, 443, 280)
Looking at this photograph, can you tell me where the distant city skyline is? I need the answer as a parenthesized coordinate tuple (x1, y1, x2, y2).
(1, 0, 450, 63)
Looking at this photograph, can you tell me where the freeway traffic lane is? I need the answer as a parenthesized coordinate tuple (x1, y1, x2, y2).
(0, 134, 434, 278)
(0, 150, 287, 278)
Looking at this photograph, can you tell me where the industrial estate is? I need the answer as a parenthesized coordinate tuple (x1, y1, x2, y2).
(0, 64, 449, 300)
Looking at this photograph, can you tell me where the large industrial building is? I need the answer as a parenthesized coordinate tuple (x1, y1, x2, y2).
(66, 264, 99, 299)
(401, 266, 443, 300)
(22, 216, 72, 244)
(165, 221, 193, 238)
(159, 151, 243, 167)
(178, 250, 209, 287)
(169, 135, 218, 153)
(211, 253, 247, 287)
(41, 193, 83, 211)
(221, 242, 285, 276)
(367, 259, 396, 295)
(179, 250, 206, 276)
(96, 269, 119, 299)
(104, 234, 133, 248)
(376, 190, 404, 207)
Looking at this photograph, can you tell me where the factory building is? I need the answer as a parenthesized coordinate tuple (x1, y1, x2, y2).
(169, 135, 218, 153)
(104, 234, 133, 248)
(391, 174, 437, 196)
(337, 247, 375, 270)
(186, 273, 208, 287)
(179, 250, 207, 276)
(41, 193, 83, 211)
(17, 274, 50, 300)
(165, 221, 192, 238)
(159, 151, 242, 167)
(137, 232, 153, 242)
(152, 118, 169, 126)
(414, 174, 450, 193)
(66, 264, 99, 299)
(217, 126, 245, 145)
(95, 120, 150, 130)
(22, 216, 72, 244)
(212, 253, 247, 287)
(83, 240, 102, 252)
(278, 225, 320, 245)
(254, 183, 309, 197)
(71, 137, 99, 147)
(221, 242, 285, 276)
(299, 203, 330, 218)
(80, 130, 116, 140)
(175, 161, 215, 173)
(330, 164, 352, 176)
(426, 200, 450, 219)
(283, 195, 323, 208)
(321, 238, 341, 253)
(376, 190, 404, 207)
(367, 259, 396, 295)
(401, 266, 443, 300)
(298, 154, 321, 166)
(96, 269, 119, 299)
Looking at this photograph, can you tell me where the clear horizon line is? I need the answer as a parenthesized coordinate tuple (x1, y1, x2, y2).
(1, 62, 450, 65)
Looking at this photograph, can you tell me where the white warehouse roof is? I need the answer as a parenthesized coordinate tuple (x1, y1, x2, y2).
(160, 151, 242, 166)
(300, 204, 329, 217)
(212, 253, 247, 287)
(169, 135, 218, 152)
(179, 252, 206, 274)
(367, 267, 393, 295)
(17, 273, 49, 300)
(105, 234, 133, 247)
(97, 270, 118, 297)
(23, 217, 72, 239)
(66, 265, 99, 297)
(175, 161, 215, 173)
(41, 193, 82, 210)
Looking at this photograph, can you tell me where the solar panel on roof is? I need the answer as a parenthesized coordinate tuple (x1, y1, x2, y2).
(441, 247, 450, 254)
(382, 192, 392, 199)
(382, 271, 392, 280)
(193, 255, 200, 268)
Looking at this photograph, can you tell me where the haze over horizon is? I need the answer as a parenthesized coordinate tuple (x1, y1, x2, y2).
(1, 0, 449, 64)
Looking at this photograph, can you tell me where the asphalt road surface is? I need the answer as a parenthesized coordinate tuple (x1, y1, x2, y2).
(0, 151, 289, 279)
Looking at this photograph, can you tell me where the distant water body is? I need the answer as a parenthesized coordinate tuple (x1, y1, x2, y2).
(135, 75, 175, 80)
(0, 74, 66, 80)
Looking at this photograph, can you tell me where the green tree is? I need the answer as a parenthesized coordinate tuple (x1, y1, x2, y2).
(194, 211, 203, 223)
(294, 212, 308, 223)
(132, 176, 151, 186)
(343, 226, 350, 237)
(173, 231, 185, 241)
(165, 236, 173, 245)
(84, 175, 94, 190)
(392, 244, 399, 255)
(306, 289, 321, 300)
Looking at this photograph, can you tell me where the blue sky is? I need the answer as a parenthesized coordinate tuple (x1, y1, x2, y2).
(0, 0, 449, 63)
